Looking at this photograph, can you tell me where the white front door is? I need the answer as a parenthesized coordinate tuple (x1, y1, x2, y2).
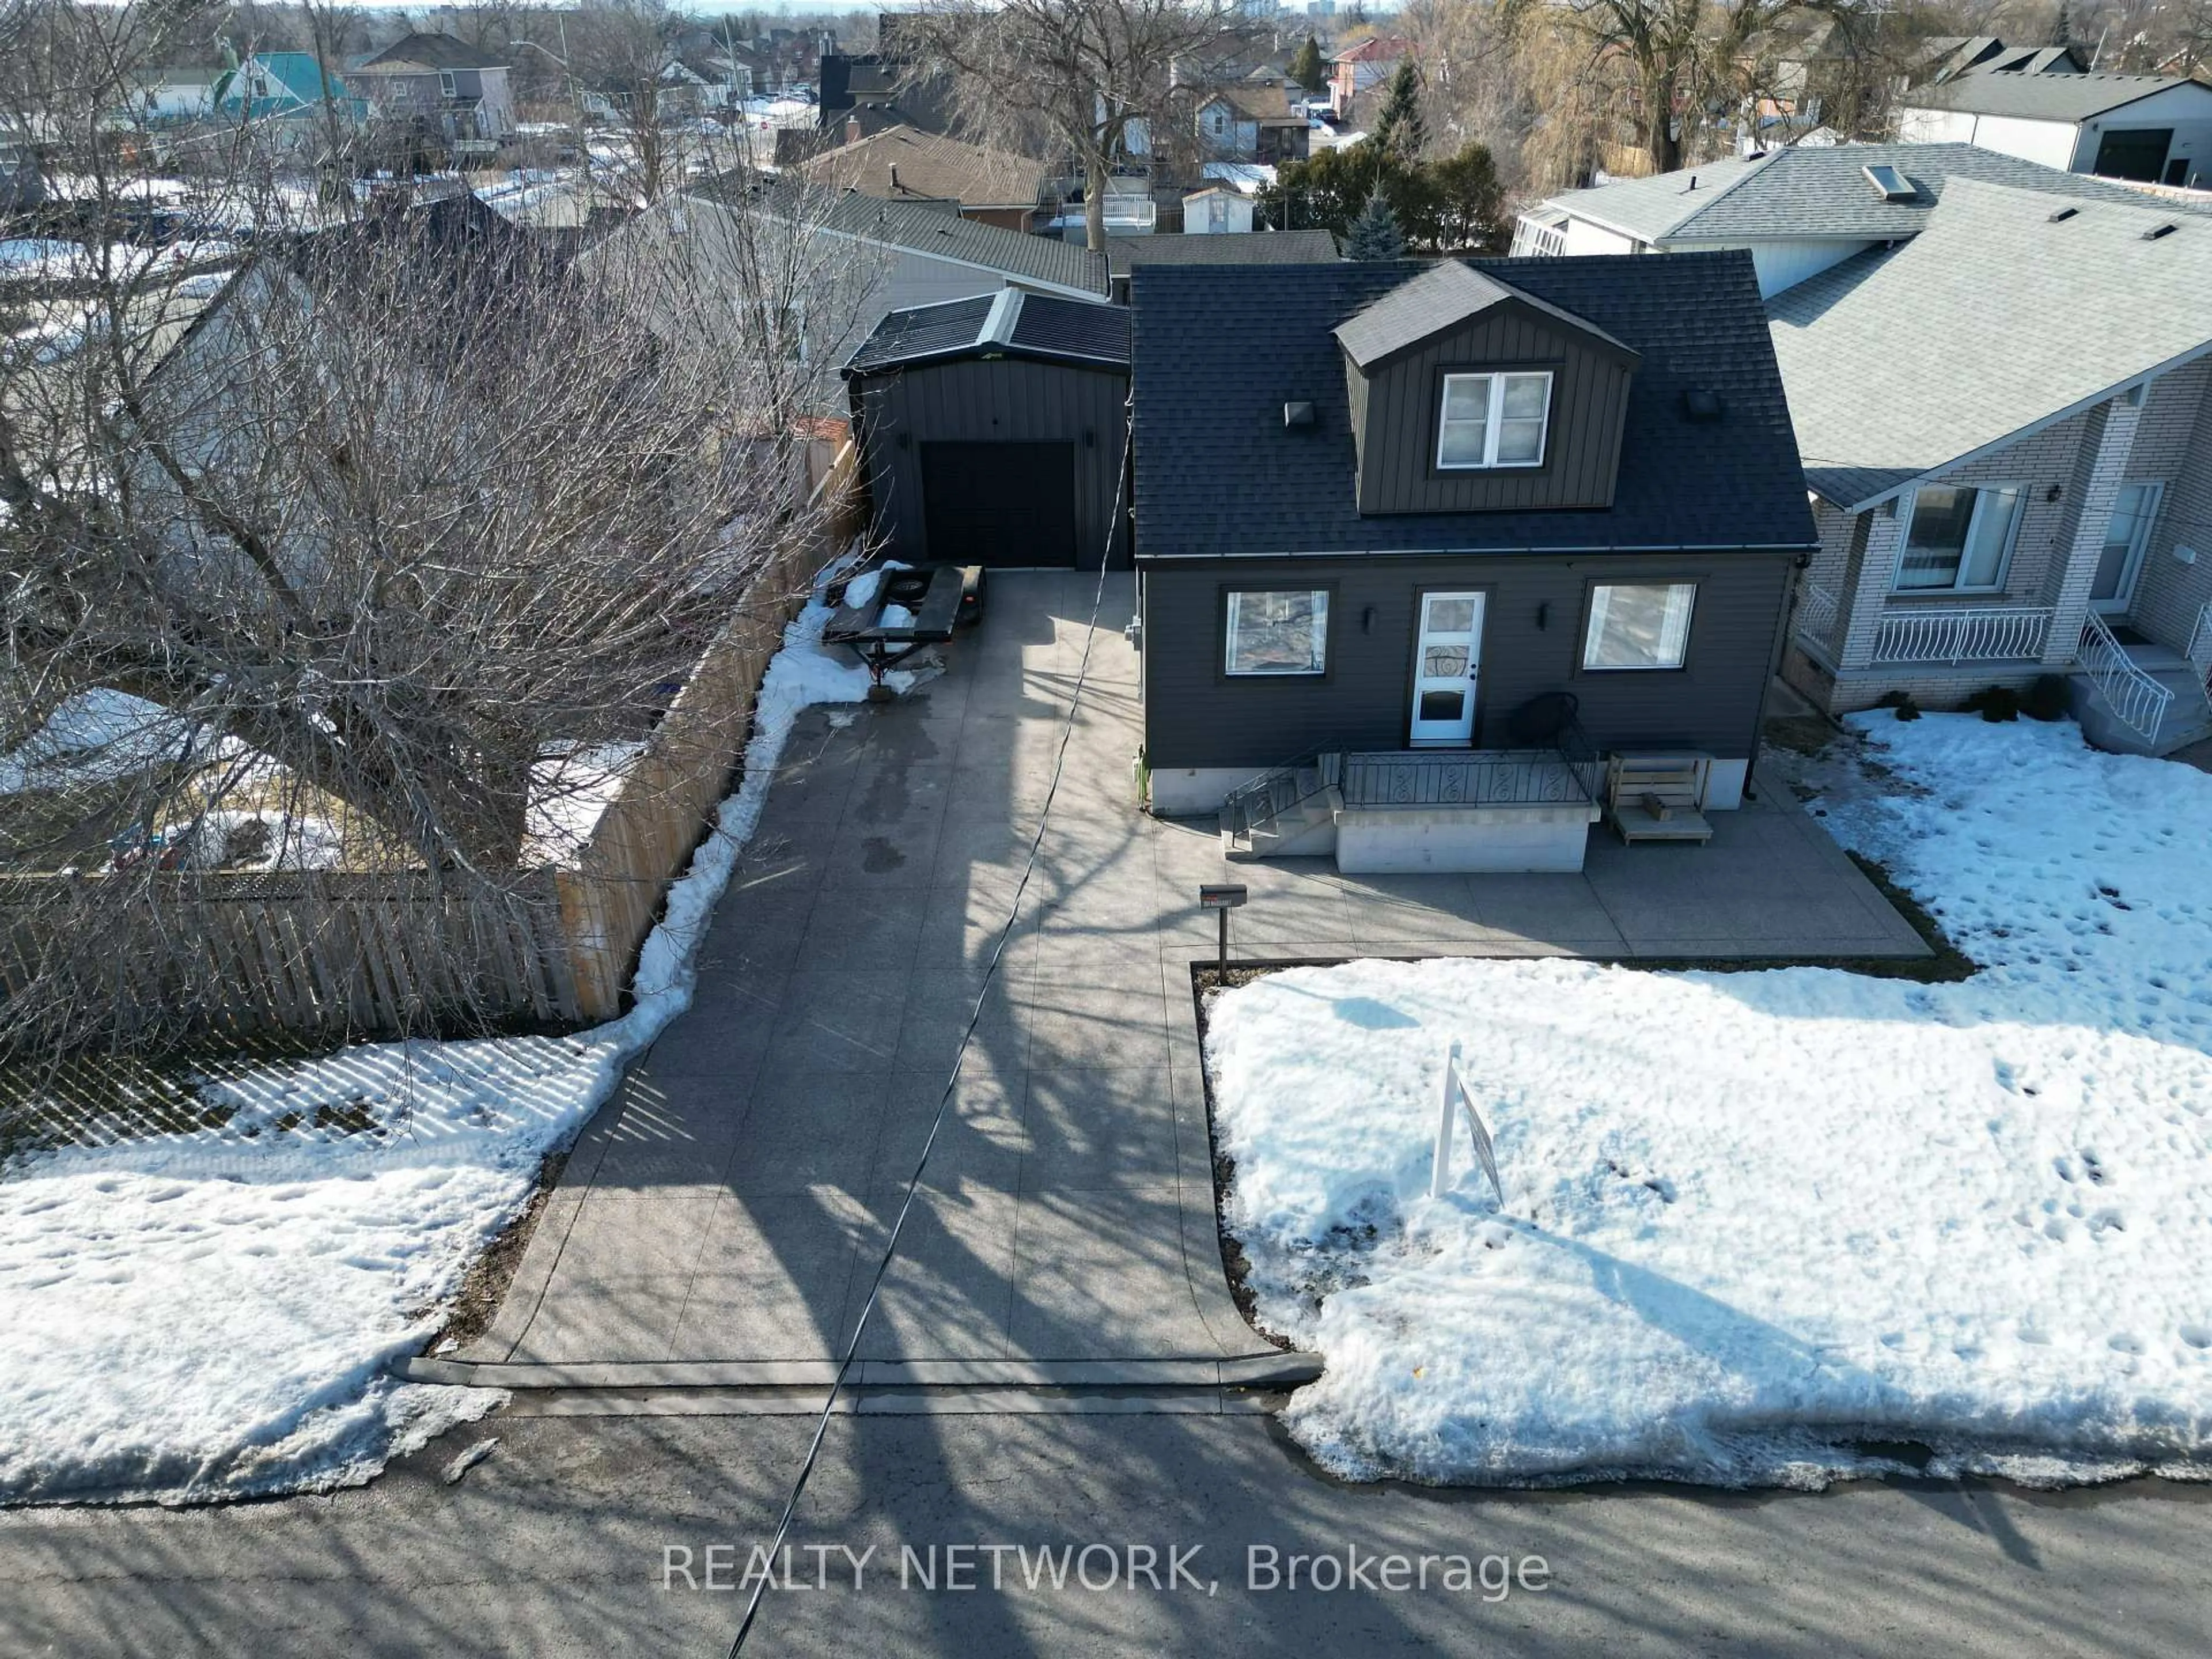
(2091, 481, 2162, 616)
(1408, 591, 1484, 747)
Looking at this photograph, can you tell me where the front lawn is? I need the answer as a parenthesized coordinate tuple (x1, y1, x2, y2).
(1205, 715, 2212, 1487)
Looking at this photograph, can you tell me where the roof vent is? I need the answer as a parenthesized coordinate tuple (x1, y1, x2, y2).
(1862, 163, 1913, 201)
(1680, 388, 1725, 423)
(2048, 205, 2080, 222)
(1283, 400, 1316, 429)
(2143, 221, 2179, 241)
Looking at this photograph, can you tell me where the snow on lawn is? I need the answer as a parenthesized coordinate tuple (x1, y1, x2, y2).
(1207, 714, 2212, 1489)
(0, 579, 923, 1506)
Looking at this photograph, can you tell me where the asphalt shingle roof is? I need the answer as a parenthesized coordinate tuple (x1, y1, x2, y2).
(1104, 229, 1338, 277)
(700, 179, 1110, 297)
(1131, 252, 1813, 559)
(793, 125, 1046, 209)
(1899, 71, 2212, 121)
(842, 290, 1130, 375)
(1332, 259, 1634, 370)
(1551, 142, 2212, 246)
(1768, 178, 2212, 509)
(354, 32, 506, 73)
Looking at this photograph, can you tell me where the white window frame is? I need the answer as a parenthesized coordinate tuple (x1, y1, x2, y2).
(1224, 589, 1329, 677)
(439, 70, 459, 99)
(1891, 482, 2026, 594)
(1581, 582, 1697, 672)
(1436, 370, 1552, 472)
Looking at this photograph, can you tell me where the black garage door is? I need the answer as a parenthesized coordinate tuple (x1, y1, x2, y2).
(920, 442, 1077, 568)
(2093, 127, 2172, 182)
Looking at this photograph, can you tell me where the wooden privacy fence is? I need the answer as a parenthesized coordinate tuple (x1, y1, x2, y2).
(554, 437, 863, 1019)
(0, 438, 864, 1049)
(0, 870, 578, 1047)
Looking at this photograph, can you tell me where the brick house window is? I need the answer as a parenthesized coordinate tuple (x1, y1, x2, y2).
(1894, 483, 2024, 592)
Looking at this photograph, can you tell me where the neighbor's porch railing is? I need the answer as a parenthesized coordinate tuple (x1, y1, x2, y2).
(1340, 749, 1603, 810)
(1796, 580, 1841, 646)
(2188, 601, 2212, 686)
(1870, 605, 2054, 665)
(2078, 609, 2174, 746)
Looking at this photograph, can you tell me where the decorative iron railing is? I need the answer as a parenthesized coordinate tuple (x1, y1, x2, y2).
(2188, 601, 2212, 688)
(1339, 749, 1602, 810)
(1796, 580, 1841, 645)
(2078, 609, 2174, 745)
(1870, 605, 2054, 665)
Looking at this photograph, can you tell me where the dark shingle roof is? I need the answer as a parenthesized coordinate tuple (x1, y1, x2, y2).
(843, 289, 1128, 376)
(1551, 142, 2212, 245)
(354, 32, 506, 72)
(1105, 229, 1337, 277)
(1131, 252, 1813, 559)
(1332, 259, 1634, 370)
(699, 179, 1110, 297)
(1900, 71, 2211, 121)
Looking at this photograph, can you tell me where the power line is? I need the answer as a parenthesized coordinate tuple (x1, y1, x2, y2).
(725, 415, 1135, 1659)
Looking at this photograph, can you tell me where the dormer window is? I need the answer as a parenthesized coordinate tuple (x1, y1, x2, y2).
(1437, 371, 1551, 470)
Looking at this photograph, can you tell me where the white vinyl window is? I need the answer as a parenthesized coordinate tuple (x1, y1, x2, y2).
(1583, 582, 1696, 671)
(1893, 483, 2024, 592)
(1437, 371, 1552, 470)
(1225, 590, 1328, 676)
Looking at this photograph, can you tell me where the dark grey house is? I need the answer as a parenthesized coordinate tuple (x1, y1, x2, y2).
(843, 291, 1131, 569)
(1131, 252, 1816, 872)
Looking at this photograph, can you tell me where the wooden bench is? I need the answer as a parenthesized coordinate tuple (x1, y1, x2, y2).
(1606, 753, 1715, 845)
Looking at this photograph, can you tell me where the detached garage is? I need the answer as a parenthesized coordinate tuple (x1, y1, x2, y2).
(842, 290, 1131, 569)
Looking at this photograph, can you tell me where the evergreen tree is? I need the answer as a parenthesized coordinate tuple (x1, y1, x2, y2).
(1344, 189, 1406, 260)
(1369, 59, 1425, 161)
(2052, 2, 2073, 44)
(1289, 34, 1326, 94)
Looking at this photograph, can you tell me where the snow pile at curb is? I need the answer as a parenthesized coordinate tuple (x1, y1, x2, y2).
(1207, 716, 2212, 1488)
(0, 578, 918, 1507)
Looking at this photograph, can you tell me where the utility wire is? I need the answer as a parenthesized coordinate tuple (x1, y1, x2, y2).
(726, 415, 1136, 1658)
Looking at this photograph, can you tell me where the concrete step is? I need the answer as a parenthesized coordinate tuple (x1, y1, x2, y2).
(2069, 672, 2212, 757)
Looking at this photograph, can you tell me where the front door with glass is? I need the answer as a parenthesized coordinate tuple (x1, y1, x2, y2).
(2091, 482, 2162, 616)
(1408, 591, 1485, 746)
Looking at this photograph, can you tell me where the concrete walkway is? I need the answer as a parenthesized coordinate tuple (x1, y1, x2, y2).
(452, 573, 1922, 1381)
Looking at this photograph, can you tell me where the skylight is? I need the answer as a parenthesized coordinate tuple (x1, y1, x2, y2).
(1862, 164, 1914, 202)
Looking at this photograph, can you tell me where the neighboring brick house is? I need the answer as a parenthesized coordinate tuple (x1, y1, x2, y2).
(1194, 85, 1310, 164)
(1771, 179, 2212, 754)
(1511, 141, 2210, 298)
(1327, 36, 1410, 122)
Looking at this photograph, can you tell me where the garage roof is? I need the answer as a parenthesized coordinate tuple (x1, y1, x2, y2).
(843, 289, 1131, 377)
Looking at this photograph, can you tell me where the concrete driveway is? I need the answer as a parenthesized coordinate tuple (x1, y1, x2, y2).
(439, 573, 1921, 1389)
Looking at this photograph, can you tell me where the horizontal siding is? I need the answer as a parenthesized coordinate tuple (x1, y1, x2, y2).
(1357, 311, 1630, 514)
(1141, 551, 1794, 768)
(857, 357, 1131, 567)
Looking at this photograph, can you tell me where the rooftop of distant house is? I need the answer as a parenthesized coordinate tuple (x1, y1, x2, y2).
(791, 124, 1046, 210)
(1547, 140, 2212, 245)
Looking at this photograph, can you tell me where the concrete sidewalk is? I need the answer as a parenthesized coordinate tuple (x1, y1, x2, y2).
(454, 571, 1923, 1380)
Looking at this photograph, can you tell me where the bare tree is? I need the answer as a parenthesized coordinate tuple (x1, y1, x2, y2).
(900, 0, 1253, 251)
(0, 3, 861, 1056)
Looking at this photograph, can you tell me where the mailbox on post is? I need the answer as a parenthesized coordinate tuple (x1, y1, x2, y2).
(1198, 884, 1247, 981)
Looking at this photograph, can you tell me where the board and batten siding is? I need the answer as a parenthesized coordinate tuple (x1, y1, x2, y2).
(1140, 550, 1796, 770)
(853, 356, 1131, 567)
(1349, 309, 1633, 515)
